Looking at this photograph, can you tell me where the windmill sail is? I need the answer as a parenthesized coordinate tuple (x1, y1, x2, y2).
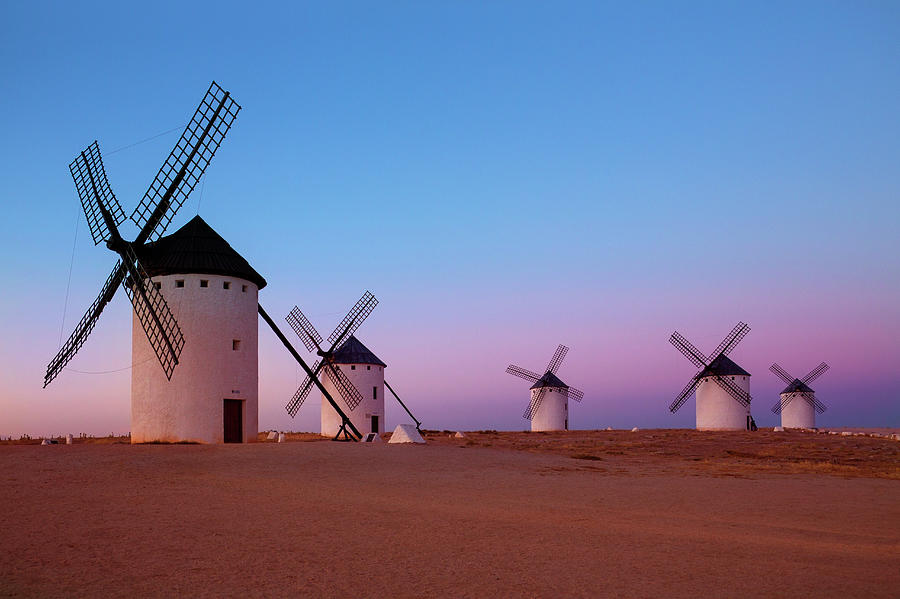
(44, 262, 126, 387)
(70, 141, 127, 245)
(132, 81, 242, 243)
(44, 81, 241, 387)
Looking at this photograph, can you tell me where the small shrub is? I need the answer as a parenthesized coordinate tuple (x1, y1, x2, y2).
(571, 454, 603, 461)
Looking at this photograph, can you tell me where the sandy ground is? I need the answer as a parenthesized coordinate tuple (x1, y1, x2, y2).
(1, 430, 898, 598)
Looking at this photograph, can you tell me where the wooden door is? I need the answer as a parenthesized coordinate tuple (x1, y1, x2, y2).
(224, 399, 243, 443)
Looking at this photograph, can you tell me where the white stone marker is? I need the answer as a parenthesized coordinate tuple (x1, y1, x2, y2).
(388, 424, 425, 444)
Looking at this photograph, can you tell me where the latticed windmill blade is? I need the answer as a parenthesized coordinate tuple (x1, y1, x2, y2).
(44, 261, 127, 387)
(132, 82, 241, 244)
(711, 375, 751, 408)
(801, 362, 830, 385)
(326, 291, 378, 349)
(120, 246, 184, 380)
(669, 376, 701, 413)
(505, 364, 541, 383)
(324, 363, 364, 410)
(286, 359, 322, 417)
(769, 363, 795, 386)
(669, 332, 708, 368)
(803, 392, 827, 414)
(566, 387, 584, 402)
(69, 141, 127, 246)
(546, 344, 569, 375)
(286, 306, 323, 353)
(523, 386, 548, 420)
(709, 322, 750, 359)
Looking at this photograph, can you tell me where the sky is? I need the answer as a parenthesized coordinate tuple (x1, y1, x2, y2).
(1, 1, 898, 437)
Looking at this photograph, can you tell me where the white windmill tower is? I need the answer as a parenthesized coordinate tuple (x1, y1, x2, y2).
(43, 82, 248, 444)
(282, 292, 422, 440)
(505, 344, 585, 431)
(770, 362, 829, 429)
(668, 322, 755, 430)
(132, 216, 266, 443)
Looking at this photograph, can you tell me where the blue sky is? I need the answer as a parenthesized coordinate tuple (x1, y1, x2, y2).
(1, 1, 898, 436)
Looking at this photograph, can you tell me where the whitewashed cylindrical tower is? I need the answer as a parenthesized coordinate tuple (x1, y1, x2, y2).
(131, 216, 266, 444)
(528, 372, 571, 431)
(530, 386, 569, 431)
(695, 356, 752, 430)
(321, 336, 386, 438)
(779, 382, 816, 429)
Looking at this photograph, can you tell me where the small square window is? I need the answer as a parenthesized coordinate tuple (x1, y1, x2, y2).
(175, 280, 185, 288)
(367, 365, 371, 371)
(241, 285, 248, 293)
(351, 365, 356, 370)
(223, 282, 231, 290)
(232, 339, 241, 351)
(200, 280, 208, 288)
(153, 282, 161, 290)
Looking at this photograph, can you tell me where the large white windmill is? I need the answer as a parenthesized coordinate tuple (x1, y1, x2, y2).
(505, 344, 584, 431)
(132, 216, 266, 443)
(668, 322, 755, 430)
(770, 362, 830, 429)
(44, 82, 250, 444)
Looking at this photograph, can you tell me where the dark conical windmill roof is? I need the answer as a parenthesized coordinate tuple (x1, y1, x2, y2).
(331, 335, 386, 367)
(136, 216, 267, 289)
(530, 371, 569, 390)
(781, 379, 814, 394)
(698, 354, 750, 378)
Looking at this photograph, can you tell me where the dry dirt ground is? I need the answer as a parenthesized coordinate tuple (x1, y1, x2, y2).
(1, 429, 898, 598)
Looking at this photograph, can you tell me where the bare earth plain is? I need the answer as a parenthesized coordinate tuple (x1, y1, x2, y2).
(1, 429, 898, 598)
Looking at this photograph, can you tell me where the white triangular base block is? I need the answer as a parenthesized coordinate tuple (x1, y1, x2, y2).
(389, 424, 425, 444)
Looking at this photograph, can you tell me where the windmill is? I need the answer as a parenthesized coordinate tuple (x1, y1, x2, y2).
(770, 362, 829, 429)
(130, 216, 266, 444)
(44, 81, 240, 391)
(668, 322, 755, 430)
(283, 292, 422, 439)
(505, 344, 584, 431)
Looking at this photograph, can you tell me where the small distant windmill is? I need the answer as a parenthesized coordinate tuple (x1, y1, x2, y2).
(283, 292, 421, 439)
(770, 362, 829, 429)
(505, 344, 584, 431)
(44, 81, 240, 389)
(669, 322, 755, 430)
